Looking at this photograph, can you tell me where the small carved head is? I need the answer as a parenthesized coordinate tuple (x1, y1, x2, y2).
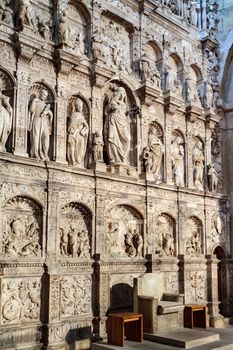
(39, 89, 48, 101)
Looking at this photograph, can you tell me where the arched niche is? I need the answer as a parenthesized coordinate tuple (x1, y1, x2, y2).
(1, 196, 43, 258)
(28, 82, 55, 161)
(153, 213, 176, 257)
(105, 205, 143, 259)
(59, 202, 92, 259)
(165, 53, 184, 97)
(0, 68, 15, 153)
(66, 95, 90, 168)
(185, 216, 203, 257)
(187, 64, 203, 106)
(171, 129, 185, 187)
(59, 0, 91, 58)
(144, 121, 164, 182)
(103, 82, 139, 167)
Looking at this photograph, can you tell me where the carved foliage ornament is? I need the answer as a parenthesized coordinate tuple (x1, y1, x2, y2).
(60, 275, 91, 318)
(2, 278, 41, 324)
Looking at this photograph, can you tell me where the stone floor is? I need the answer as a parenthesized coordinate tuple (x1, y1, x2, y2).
(91, 326, 233, 350)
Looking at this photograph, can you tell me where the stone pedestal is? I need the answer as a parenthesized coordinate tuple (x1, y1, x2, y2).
(91, 161, 107, 172)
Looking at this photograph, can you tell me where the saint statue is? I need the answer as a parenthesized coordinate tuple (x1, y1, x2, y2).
(143, 126, 164, 182)
(29, 89, 53, 161)
(193, 140, 204, 190)
(105, 87, 130, 165)
(0, 84, 12, 151)
(171, 135, 185, 186)
(67, 97, 89, 167)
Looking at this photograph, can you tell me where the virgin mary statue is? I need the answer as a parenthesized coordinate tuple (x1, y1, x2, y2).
(105, 87, 130, 165)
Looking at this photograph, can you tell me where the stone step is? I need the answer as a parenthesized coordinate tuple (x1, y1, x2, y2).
(224, 317, 233, 326)
(144, 329, 220, 348)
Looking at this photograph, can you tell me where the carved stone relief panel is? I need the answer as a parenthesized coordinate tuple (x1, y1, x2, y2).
(185, 216, 203, 257)
(66, 96, 89, 168)
(58, 1, 91, 58)
(163, 272, 178, 294)
(60, 275, 92, 318)
(105, 205, 143, 259)
(211, 213, 226, 245)
(28, 83, 54, 161)
(140, 42, 162, 88)
(2, 196, 42, 258)
(1, 277, 41, 325)
(59, 202, 91, 259)
(185, 271, 206, 304)
(15, 0, 53, 40)
(100, 15, 132, 74)
(149, 213, 176, 257)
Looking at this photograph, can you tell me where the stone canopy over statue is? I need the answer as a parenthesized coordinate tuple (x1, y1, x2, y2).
(105, 86, 130, 165)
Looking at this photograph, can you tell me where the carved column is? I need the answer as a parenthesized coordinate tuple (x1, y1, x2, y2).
(206, 255, 224, 327)
(55, 81, 69, 163)
(14, 59, 31, 157)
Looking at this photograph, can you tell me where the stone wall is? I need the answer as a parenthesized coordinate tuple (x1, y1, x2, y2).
(0, 0, 230, 349)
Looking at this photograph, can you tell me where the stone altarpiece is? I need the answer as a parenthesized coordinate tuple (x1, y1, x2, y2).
(0, 0, 230, 348)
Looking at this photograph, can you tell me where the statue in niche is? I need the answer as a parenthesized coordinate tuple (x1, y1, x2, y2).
(92, 27, 104, 60)
(18, 0, 35, 29)
(164, 65, 174, 91)
(207, 163, 218, 192)
(59, 11, 73, 47)
(60, 227, 69, 256)
(0, 83, 12, 152)
(67, 97, 89, 167)
(105, 87, 130, 165)
(140, 53, 151, 81)
(4, 216, 41, 257)
(213, 215, 224, 242)
(171, 135, 185, 187)
(193, 140, 204, 190)
(38, 16, 51, 40)
(28, 89, 53, 161)
(143, 125, 164, 182)
(0, 1, 13, 26)
(92, 131, 103, 162)
(190, 1, 199, 27)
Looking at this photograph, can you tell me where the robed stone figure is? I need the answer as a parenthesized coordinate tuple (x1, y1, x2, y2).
(28, 89, 53, 161)
(67, 97, 89, 167)
(105, 87, 130, 165)
(0, 86, 12, 151)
